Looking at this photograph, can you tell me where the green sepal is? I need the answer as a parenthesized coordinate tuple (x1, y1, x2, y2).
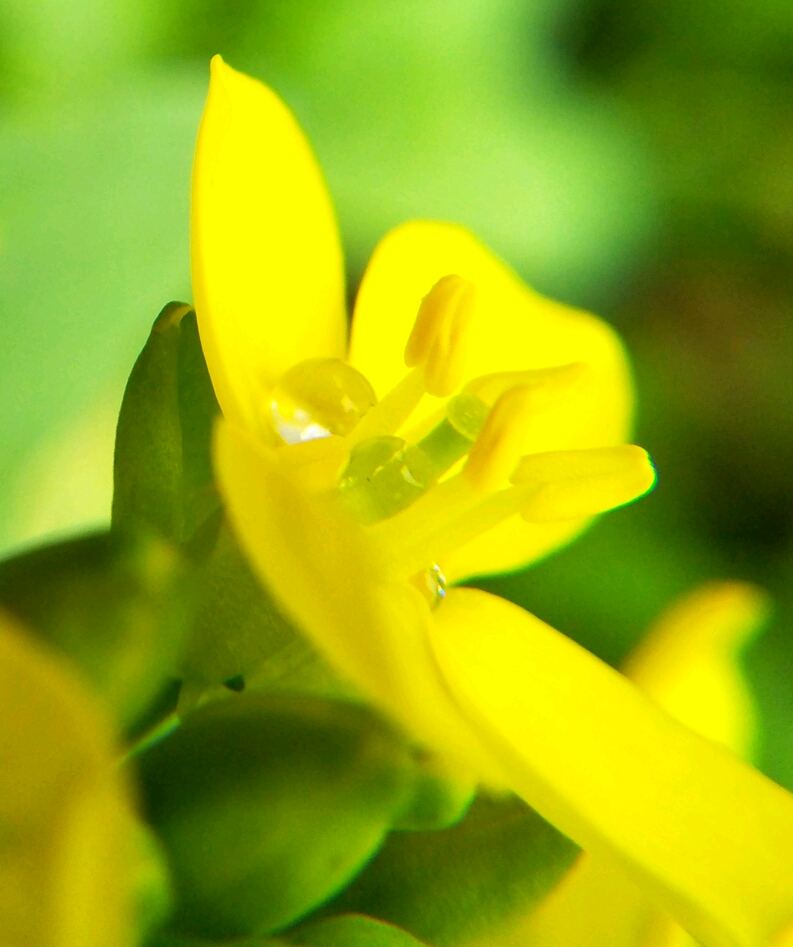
(313, 794, 579, 946)
(145, 934, 288, 947)
(285, 914, 428, 946)
(177, 311, 222, 539)
(391, 763, 476, 832)
(135, 694, 417, 939)
(113, 302, 221, 546)
(0, 529, 194, 730)
(177, 519, 351, 712)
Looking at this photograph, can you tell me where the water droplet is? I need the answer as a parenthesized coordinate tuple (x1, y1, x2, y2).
(338, 436, 436, 523)
(270, 358, 377, 444)
(415, 564, 447, 608)
(446, 390, 490, 441)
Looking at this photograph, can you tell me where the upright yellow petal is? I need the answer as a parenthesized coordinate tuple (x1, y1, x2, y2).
(430, 588, 793, 947)
(192, 56, 346, 430)
(349, 221, 631, 443)
(0, 610, 134, 947)
(348, 221, 634, 579)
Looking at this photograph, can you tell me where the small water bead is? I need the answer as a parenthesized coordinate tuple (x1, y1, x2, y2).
(338, 436, 435, 525)
(337, 389, 492, 525)
(424, 563, 447, 607)
(446, 390, 490, 441)
(270, 358, 377, 444)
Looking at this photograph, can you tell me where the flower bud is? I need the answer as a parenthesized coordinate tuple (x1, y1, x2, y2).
(113, 302, 221, 547)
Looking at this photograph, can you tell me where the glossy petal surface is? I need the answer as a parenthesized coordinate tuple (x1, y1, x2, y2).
(0, 610, 133, 947)
(192, 57, 346, 430)
(348, 221, 633, 579)
(430, 587, 793, 947)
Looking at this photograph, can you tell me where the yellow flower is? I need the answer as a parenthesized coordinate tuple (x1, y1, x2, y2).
(0, 608, 136, 947)
(192, 56, 793, 947)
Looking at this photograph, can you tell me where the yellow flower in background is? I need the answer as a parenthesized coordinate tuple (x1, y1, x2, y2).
(480, 581, 769, 947)
(0, 609, 135, 947)
(192, 56, 793, 947)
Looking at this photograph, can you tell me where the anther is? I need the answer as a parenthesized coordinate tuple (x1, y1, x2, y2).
(404, 274, 476, 397)
(464, 384, 536, 493)
(512, 445, 656, 522)
(464, 362, 588, 408)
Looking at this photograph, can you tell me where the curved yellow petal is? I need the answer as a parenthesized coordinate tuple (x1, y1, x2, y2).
(349, 221, 634, 579)
(213, 419, 503, 784)
(0, 609, 134, 947)
(192, 56, 346, 430)
(430, 588, 793, 947)
(487, 582, 769, 947)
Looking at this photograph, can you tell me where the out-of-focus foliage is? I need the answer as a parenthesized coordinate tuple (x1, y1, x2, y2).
(0, 528, 193, 730)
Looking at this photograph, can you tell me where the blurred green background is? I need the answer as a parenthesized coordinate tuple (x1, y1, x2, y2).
(2, 0, 793, 785)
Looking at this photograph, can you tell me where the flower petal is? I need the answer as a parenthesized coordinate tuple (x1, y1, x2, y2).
(213, 419, 503, 784)
(349, 221, 634, 579)
(349, 221, 631, 444)
(192, 56, 346, 430)
(0, 609, 134, 946)
(485, 582, 770, 947)
(429, 587, 793, 947)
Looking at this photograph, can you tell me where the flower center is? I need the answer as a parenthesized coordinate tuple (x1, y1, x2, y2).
(264, 275, 653, 584)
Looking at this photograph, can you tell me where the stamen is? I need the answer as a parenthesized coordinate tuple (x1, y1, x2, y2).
(270, 357, 376, 444)
(512, 445, 657, 522)
(464, 362, 587, 407)
(368, 470, 480, 557)
(345, 366, 426, 447)
(385, 478, 538, 579)
(462, 364, 589, 494)
(337, 390, 492, 525)
(337, 436, 435, 525)
(404, 274, 476, 397)
(464, 385, 535, 493)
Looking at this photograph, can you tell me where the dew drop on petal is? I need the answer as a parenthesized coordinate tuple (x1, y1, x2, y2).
(270, 358, 376, 444)
(412, 563, 447, 608)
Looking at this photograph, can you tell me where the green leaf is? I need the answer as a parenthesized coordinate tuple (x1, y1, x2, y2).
(135, 694, 417, 939)
(113, 303, 220, 547)
(286, 914, 428, 947)
(0, 528, 193, 729)
(314, 794, 579, 946)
